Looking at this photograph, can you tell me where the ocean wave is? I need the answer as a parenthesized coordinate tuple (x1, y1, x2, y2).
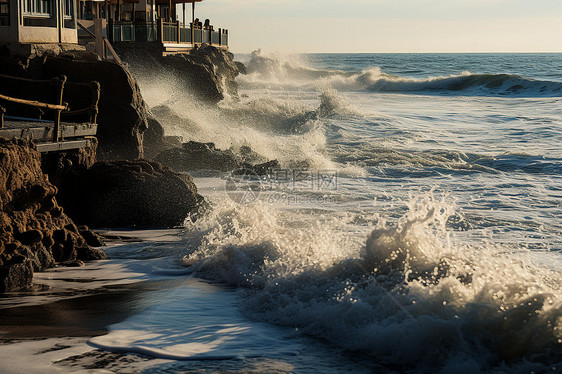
(351, 71, 562, 97)
(182, 194, 562, 373)
(245, 49, 348, 81)
(243, 50, 562, 97)
(327, 142, 562, 176)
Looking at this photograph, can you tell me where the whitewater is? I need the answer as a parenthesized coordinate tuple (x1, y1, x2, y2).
(68, 52, 561, 373)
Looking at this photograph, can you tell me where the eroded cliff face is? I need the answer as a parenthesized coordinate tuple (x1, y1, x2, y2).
(0, 138, 106, 292)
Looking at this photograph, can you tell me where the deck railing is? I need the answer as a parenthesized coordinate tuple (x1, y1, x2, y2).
(108, 19, 228, 49)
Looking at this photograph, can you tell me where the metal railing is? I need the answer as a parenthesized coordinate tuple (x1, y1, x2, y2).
(108, 19, 229, 49)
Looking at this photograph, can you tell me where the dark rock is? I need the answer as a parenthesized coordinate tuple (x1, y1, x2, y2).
(56, 159, 203, 228)
(0, 260, 33, 292)
(60, 260, 85, 267)
(235, 61, 247, 75)
(16, 229, 43, 246)
(42, 54, 147, 160)
(41, 139, 98, 186)
(113, 44, 241, 104)
(239, 160, 280, 175)
(76, 246, 107, 261)
(78, 226, 105, 247)
(143, 111, 167, 158)
(155, 141, 278, 175)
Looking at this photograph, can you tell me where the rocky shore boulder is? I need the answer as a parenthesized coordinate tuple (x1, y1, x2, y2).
(55, 159, 203, 228)
(0, 138, 106, 292)
(155, 141, 279, 175)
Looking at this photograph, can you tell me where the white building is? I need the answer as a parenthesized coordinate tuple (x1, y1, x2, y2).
(0, 0, 78, 43)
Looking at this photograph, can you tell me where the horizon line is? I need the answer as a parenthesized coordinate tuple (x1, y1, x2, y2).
(232, 50, 562, 55)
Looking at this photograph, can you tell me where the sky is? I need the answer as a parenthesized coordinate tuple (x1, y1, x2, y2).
(187, 0, 562, 53)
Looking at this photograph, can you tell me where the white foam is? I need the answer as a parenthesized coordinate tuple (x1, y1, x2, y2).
(181, 192, 562, 372)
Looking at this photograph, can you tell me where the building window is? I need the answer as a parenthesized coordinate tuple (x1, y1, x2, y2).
(0, 0, 9, 25)
(23, 0, 52, 18)
(63, 0, 73, 20)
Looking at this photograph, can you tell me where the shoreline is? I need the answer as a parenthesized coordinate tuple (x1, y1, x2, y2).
(0, 230, 189, 373)
(0, 229, 185, 339)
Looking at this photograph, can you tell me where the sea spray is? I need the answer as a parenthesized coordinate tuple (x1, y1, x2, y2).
(183, 193, 562, 373)
(135, 68, 368, 173)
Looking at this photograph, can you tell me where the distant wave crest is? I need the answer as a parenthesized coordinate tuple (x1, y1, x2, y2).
(243, 50, 562, 97)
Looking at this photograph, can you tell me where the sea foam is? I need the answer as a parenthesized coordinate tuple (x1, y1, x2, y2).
(182, 193, 562, 373)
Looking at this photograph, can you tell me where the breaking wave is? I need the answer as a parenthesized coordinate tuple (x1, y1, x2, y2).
(182, 193, 562, 373)
(242, 50, 562, 97)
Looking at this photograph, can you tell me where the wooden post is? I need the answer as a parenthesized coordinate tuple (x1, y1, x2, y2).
(218, 28, 221, 46)
(94, 18, 104, 59)
(0, 106, 5, 129)
(159, 17, 164, 43)
(89, 81, 100, 124)
(53, 76, 67, 143)
(176, 20, 180, 43)
(168, 0, 172, 21)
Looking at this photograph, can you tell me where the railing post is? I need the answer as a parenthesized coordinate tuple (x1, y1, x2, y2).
(218, 28, 221, 46)
(53, 76, 67, 143)
(159, 17, 164, 43)
(176, 20, 180, 43)
(94, 18, 104, 59)
(190, 22, 194, 47)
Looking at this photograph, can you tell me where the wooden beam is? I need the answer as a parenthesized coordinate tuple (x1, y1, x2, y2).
(0, 93, 68, 111)
(0, 123, 98, 142)
(104, 38, 123, 65)
(35, 140, 91, 153)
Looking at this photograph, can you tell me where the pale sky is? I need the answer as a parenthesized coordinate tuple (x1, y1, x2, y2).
(187, 0, 562, 53)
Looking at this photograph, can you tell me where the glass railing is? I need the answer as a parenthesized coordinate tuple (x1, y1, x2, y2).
(111, 21, 158, 42)
(109, 19, 229, 48)
(162, 21, 177, 42)
(211, 31, 219, 45)
(180, 27, 191, 43)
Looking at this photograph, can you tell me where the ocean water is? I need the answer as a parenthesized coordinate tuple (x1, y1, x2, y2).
(94, 53, 562, 373)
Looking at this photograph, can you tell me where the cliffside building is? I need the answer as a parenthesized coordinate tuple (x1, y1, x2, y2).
(0, 0, 78, 43)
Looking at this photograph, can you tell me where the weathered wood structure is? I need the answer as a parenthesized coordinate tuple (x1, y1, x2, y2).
(0, 74, 99, 152)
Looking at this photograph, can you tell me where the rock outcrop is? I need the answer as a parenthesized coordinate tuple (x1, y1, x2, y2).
(42, 52, 149, 160)
(55, 159, 203, 228)
(0, 138, 106, 292)
(155, 141, 279, 175)
(114, 44, 242, 104)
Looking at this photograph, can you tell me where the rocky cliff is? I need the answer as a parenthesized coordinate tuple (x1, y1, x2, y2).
(0, 138, 106, 292)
